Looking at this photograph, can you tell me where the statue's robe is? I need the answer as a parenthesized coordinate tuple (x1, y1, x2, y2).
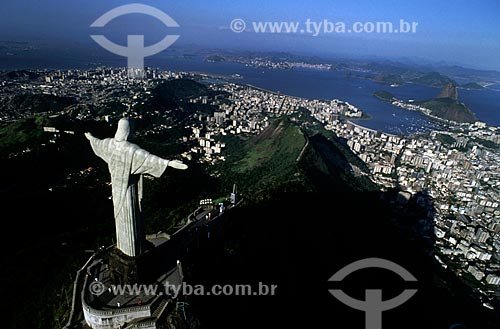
(88, 136, 168, 257)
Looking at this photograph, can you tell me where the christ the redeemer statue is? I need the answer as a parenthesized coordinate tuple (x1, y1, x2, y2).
(85, 118, 187, 257)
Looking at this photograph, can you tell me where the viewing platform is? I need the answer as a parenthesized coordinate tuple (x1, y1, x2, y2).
(81, 259, 183, 329)
(64, 193, 242, 329)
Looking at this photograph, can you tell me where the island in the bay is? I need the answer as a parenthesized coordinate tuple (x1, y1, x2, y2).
(374, 83, 477, 123)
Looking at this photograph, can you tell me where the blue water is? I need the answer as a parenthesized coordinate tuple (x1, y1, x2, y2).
(151, 56, 500, 133)
(2, 51, 500, 133)
(228, 68, 447, 135)
(459, 89, 500, 126)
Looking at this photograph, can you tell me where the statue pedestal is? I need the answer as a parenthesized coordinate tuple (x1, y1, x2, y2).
(108, 238, 173, 285)
(109, 248, 139, 285)
(108, 247, 153, 285)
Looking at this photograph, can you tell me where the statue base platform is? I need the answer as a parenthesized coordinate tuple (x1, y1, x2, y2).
(108, 244, 156, 284)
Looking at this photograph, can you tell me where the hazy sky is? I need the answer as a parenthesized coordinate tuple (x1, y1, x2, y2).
(1, 0, 499, 70)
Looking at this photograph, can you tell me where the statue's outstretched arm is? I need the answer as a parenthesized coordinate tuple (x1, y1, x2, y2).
(85, 132, 110, 163)
(131, 150, 188, 177)
(163, 159, 188, 170)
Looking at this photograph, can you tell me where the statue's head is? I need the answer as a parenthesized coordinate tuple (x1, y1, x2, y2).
(114, 118, 130, 142)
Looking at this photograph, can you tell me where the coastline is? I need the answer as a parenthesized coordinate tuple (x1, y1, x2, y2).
(242, 82, 378, 129)
(372, 91, 467, 127)
(347, 112, 372, 121)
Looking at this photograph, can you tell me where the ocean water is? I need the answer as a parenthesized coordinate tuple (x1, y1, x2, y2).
(2, 51, 499, 134)
(130, 55, 500, 133)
